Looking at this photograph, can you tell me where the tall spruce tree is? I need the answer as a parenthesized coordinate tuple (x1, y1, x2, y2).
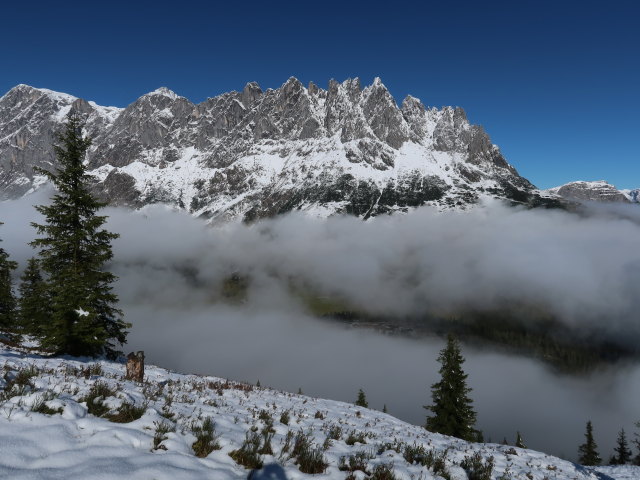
(424, 334, 478, 441)
(18, 257, 50, 337)
(30, 113, 130, 358)
(0, 222, 18, 331)
(611, 428, 631, 465)
(515, 431, 526, 449)
(578, 421, 601, 466)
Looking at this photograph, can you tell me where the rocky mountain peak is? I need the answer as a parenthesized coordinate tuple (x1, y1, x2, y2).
(145, 87, 179, 100)
(0, 79, 558, 218)
(240, 82, 262, 108)
(546, 180, 632, 204)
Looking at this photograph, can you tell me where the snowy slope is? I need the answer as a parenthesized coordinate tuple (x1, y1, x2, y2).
(0, 79, 557, 221)
(620, 189, 640, 203)
(0, 340, 630, 480)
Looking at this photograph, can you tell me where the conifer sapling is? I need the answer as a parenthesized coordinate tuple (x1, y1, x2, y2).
(0, 221, 18, 331)
(18, 257, 50, 337)
(611, 428, 631, 465)
(355, 388, 368, 408)
(424, 334, 478, 442)
(578, 420, 601, 466)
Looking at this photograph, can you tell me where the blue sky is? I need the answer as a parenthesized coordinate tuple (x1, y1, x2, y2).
(2, 0, 638, 189)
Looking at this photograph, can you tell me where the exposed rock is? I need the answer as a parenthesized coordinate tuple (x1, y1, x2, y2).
(0, 78, 555, 219)
(547, 181, 631, 203)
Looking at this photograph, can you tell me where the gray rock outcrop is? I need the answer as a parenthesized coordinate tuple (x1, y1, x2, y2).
(0, 78, 556, 220)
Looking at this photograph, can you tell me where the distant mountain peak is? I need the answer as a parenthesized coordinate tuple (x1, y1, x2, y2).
(145, 87, 179, 100)
(546, 180, 633, 204)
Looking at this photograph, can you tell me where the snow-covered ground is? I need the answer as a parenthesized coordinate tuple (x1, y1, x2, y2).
(0, 340, 634, 480)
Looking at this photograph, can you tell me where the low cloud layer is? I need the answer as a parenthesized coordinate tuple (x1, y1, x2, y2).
(2, 192, 640, 458)
(104, 198, 640, 335)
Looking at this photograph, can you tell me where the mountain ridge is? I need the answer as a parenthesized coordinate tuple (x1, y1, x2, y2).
(545, 180, 639, 204)
(1, 79, 560, 220)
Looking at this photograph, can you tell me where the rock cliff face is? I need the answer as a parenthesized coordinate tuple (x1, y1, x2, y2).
(546, 181, 634, 204)
(0, 78, 556, 221)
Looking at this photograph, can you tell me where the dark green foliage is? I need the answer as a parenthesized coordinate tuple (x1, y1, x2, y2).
(152, 421, 175, 450)
(461, 452, 494, 480)
(611, 428, 631, 465)
(578, 421, 601, 466)
(291, 431, 328, 474)
(338, 450, 374, 474)
(80, 381, 116, 417)
(291, 430, 312, 458)
(515, 431, 526, 449)
(30, 114, 130, 358)
(279, 409, 290, 425)
(31, 396, 63, 415)
(425, 334, 478, 441)
(403, 444, 450, 477)
(345, 430, 367, 445)
(107, 402, 146, 423)
(257, 409, 272, 422)
(258, 428, 274, 455)
(327, 424, 343, 440)
(229, 431, 263, 469)
(12, 365, 39, 388)
(191, 417, 221, 457)
(382, 404, 388, 413)
(18, 257, 50, 336)
(368, 463, 398, 480)
(634, 421, 640, 465)
(403, 443, 428, 465)
(429, 310, 634, 373)
(0, 222, 18, 330)
(355, 388, 368, 408)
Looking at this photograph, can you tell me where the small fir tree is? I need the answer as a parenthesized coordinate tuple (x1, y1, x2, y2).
(611, 428, 631, 465)
(633, 421, 640, 466)
(31, 113, 130, 358)
(18, 257, 50, 337)
(578, 421, 601, 466)
(0, 222, 18, 330)
(515, 431, 526, 449)
(424, 334, 478, 441)
(382, 404, 388, 413)
(355, 388, 368, 408)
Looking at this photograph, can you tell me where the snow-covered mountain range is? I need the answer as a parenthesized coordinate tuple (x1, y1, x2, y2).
(0, 79, 561, 221)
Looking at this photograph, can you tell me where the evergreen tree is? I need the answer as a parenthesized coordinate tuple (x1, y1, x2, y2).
(382, 404, 388, 413)
(355, 388, 368, 408)
(18, 257, 50, 337)
(424, 334, 478, 441)
(30, 113, 130, 358)
(632, 421, 640, 466)
(0, 222, 18, 330)
(515, 431, 526, 449)
(611, 428, 631, 465)
(578, 421, 601, 466)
